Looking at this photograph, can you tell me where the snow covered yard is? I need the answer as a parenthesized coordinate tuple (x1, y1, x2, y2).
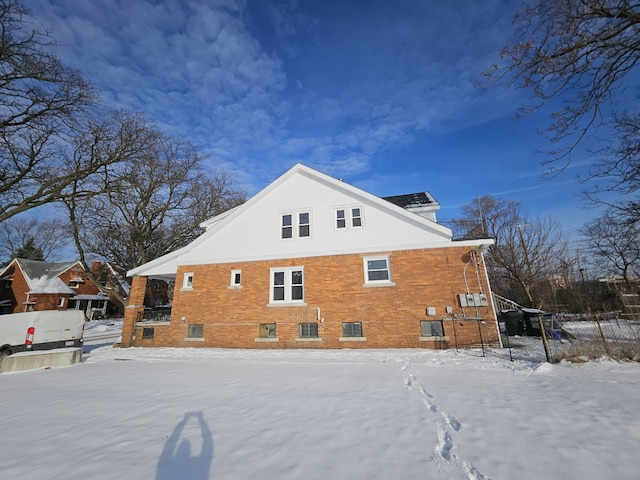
(1, 326, 638, 480)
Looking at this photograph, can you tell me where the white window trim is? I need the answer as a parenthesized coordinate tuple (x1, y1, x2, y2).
(269, 267, 306, 305)
(334, 204, 364, 231)
(181, 272, 194, 291)
(229, 269, 242, 289)
(363, 255, 395, 287)
(279, 210, 312, 240)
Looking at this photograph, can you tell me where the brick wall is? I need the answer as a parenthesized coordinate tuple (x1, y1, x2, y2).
(123, 246, 500, 350)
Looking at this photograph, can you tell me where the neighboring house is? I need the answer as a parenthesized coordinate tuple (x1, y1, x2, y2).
(121, 164, 500, 350)
(0, 258, 109, 318)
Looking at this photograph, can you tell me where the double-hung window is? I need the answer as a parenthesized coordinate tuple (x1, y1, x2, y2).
(281, 214, 293, 239)
(270, 267, 304, 304)
(363, 256, 392, 285)
(351, 207, 362, 227)
(280, 211, 311, 239)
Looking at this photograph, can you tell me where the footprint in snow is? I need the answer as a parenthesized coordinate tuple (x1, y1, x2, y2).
(441, 411, 461, 431)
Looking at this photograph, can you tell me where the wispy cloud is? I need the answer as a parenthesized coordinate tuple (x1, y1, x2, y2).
(24, 0, 524, 193)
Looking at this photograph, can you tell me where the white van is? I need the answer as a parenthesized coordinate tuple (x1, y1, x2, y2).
(0, 310, 84, 362)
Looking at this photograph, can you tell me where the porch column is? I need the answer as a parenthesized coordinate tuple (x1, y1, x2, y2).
(120, 275, 147, 347)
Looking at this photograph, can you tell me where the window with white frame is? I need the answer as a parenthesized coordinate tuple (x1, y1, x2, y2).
(270, 267, 304, 303)
(299, 212, 310, 237)
(342, 322, 362, 337)
(58, 297, 65, 308)
(351, 207, 362, 227)
(280, 211, 311, 239)
(421, 320, 444, 337)
(182, 272, 194, 290)
(281, 214, 293, 239)
(299, 322, 318, 338)
(230, 269, 242, 287)
(363, 256, 392, 284)
(336, 209, 346, 229)
(335, 205, 363, 230)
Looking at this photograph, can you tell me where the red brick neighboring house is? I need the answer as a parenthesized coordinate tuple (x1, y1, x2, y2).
(122, 164, 501, 350)
(0, 258, 108, 318)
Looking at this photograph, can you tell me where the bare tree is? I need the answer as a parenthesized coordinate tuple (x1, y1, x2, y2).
(581, 208, 640, 285)
(0, 0, 108, 223)
(62, 113, 246, 307)
(455, 195, 568, 308)
(0, 215, 71, 263)
(484, 1, 640, 178)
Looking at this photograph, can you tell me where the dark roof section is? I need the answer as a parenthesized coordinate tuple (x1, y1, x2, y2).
(382, 192, 438, 209)
(18, 258, 78, 281)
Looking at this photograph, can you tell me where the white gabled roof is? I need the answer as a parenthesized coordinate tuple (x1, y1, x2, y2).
(128, 163, 492, 278)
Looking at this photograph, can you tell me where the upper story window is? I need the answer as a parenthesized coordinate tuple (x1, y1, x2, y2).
(280, 211, 311, 239)
(351, 207, 362, 227)
(335, 205, 363, 230)
(363, 256, 394, 286)
(281, 214, 293, 239)
(299, 212, 310, 237)
(270, 267, 304, 304)
(336, 209, 346, 229)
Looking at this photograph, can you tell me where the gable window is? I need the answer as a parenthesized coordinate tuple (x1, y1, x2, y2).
(281, 214, 293, 239)
(363, 256, 393, 285)
(299, 212, 310, 237)
(270, 267, 304, 304)
(182, 272, 194, 290)
(230, 269, 242, 288)
(352, 207, 362, 227)
(281, 211, 311, 239)
(335, 205, 363, 230)
(421, 320, 445, 337)
(188, 324, 204, 338)
(336, 209, 346, 229)
(342, 322, 362, 337)
(299, 323, 318, 338)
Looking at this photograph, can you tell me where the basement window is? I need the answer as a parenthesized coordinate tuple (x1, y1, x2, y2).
(421, 320, 444, 337)
(342, 322, 362, 337)
(142, 327, 155, 339)
(259, 323, 276, 338)
(299, 323, 318, 338)
(187, 324, 204, 338)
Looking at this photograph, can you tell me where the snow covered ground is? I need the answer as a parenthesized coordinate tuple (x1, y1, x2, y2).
(1, 320, 638, 480)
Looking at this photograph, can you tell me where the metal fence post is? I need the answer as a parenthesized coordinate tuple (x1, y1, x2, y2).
(538, 315, 552, 363)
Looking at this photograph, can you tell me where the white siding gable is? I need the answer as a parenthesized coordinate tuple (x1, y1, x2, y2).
(177, 165, 452, 266)
(129, 164, 485, 277)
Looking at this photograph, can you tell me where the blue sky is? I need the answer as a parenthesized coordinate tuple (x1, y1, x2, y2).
(24, 0, 606, 236)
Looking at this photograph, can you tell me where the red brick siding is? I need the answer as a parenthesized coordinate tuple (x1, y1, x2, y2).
(122, 247, 500, 350)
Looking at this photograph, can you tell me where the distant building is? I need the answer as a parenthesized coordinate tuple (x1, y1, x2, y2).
(0, 258, 109, 319)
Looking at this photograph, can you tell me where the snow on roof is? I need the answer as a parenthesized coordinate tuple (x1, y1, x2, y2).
(16, 258, 81, 294)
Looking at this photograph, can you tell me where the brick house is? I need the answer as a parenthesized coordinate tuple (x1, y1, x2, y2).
(0, 258, 108, 318)
(121, 164, 500, 349)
